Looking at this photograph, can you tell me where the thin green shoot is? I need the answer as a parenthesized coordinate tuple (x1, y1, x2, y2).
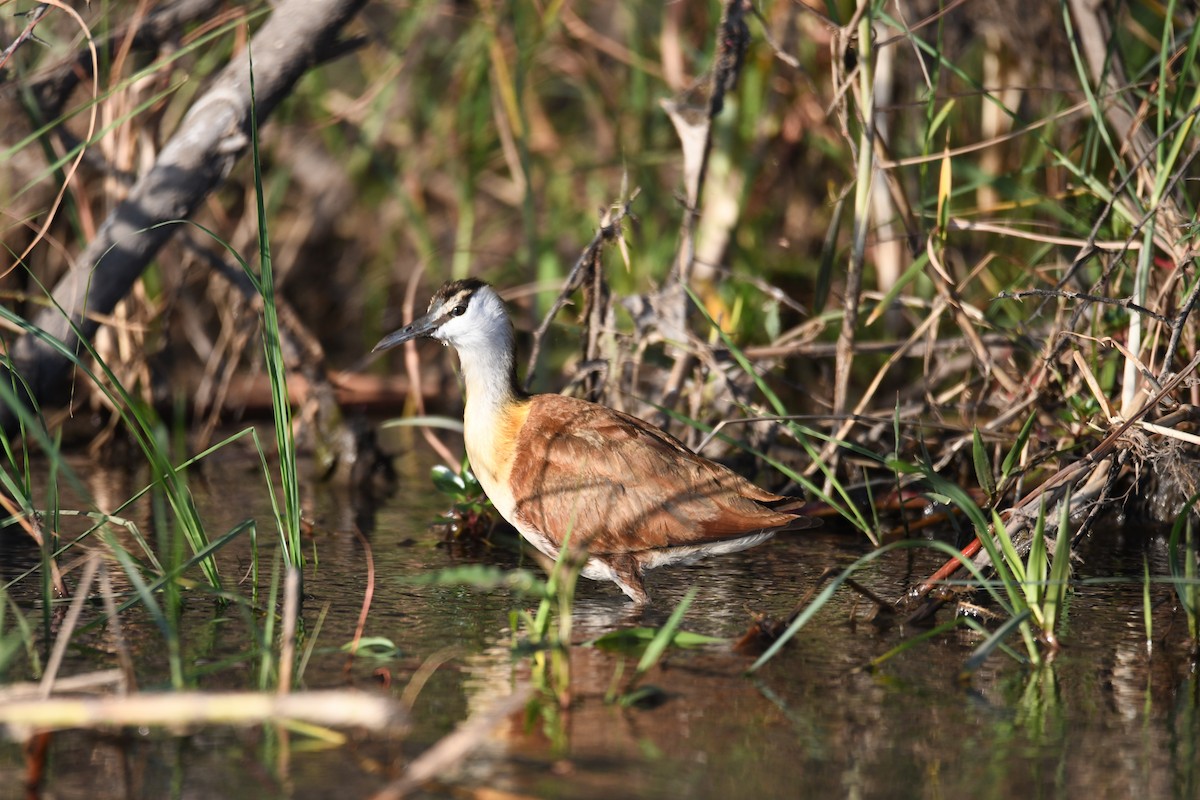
(586, 626, 724, 654)
(1040, 496, 1073, 641)
(998, 411, 1037, 489)
(972, 428, 997, 500)
(867, 617, 967, 670)
(1168, 494, 1200, 642)
(247, 43, 303, 570)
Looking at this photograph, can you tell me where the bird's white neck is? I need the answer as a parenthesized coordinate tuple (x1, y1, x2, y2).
(439, 286, 525, 419)
(444, 292, 527, 496)
(456, 331, 521, 417)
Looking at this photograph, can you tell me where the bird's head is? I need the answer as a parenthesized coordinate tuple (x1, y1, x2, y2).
(372, 278, 511, 356)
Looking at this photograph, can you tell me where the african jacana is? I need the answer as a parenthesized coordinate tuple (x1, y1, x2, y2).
(374, 279, 817, 603)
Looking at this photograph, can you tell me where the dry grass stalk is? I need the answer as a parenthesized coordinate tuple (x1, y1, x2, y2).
(0, 690, 407, 739)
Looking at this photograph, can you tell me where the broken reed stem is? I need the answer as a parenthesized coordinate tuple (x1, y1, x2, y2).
(0, 690, 408, 736)
(278, 565, 300, 694)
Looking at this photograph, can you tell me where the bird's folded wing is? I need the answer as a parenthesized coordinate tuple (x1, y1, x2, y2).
(509, 395, 808, 553)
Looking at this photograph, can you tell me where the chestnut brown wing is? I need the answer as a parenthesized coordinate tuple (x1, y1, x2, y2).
(508, 394, 809, 554)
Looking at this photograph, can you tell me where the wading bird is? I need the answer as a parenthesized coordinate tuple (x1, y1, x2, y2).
(374, 279, 817, 603)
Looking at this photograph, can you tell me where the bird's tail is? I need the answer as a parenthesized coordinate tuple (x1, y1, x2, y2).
(766, 497, 822, 531)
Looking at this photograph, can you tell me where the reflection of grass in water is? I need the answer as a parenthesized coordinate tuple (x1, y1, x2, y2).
(408, 545, 719, 721)
(1169, 496, 1200, 645)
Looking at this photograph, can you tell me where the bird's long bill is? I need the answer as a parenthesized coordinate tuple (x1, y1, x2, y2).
(372, 313, 439, 352)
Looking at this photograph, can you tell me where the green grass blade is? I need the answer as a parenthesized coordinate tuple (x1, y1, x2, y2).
(868, 617, 966, 670)
(960, 611, 1033, 676)
(1142, 554, 1153, 648)
(972, 428, 996, 499)
(636, 586, 699, 675)
(246, 43, 303, 568)
(0, 297, 220, 590)
(1168, 493, 1200, 641)
(1000, 410, 1037, 484)
(1043, 495, 1073, 638)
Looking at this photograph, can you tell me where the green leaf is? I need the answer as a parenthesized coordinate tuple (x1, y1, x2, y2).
(972, 428, 996, 499)
(1026, 501, 1048, 624)
(636, 586, 699, 674)
(586, 627, 725, 654)
(991, 509, 1027, 590)
(1000, 411, 1037, 483)
(431, 464, 466, 495)
(407, 564, 549, 598)
(341, 637, 402, 658)
(459, 468, 483, 495)
(927, 97, 957, 139)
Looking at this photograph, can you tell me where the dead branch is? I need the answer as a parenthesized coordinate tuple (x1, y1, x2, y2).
(1, 0, 368, 434)
(0, 4, 51, 75)
(1000, 288, 1173, 325)
(15, 0, 223, 117)
(523, 196, 634, 393)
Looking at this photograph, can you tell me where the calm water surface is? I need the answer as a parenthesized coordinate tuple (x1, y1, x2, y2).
(1, 440, 1198, 799)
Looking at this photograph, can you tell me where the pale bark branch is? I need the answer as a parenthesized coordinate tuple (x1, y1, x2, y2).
(2, 0, 367, 431)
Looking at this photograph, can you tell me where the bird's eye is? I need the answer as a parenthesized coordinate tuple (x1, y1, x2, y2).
(451, 305, 466, 317)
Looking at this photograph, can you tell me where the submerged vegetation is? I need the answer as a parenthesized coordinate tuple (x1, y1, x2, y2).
(2, 0, 1200, 795)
